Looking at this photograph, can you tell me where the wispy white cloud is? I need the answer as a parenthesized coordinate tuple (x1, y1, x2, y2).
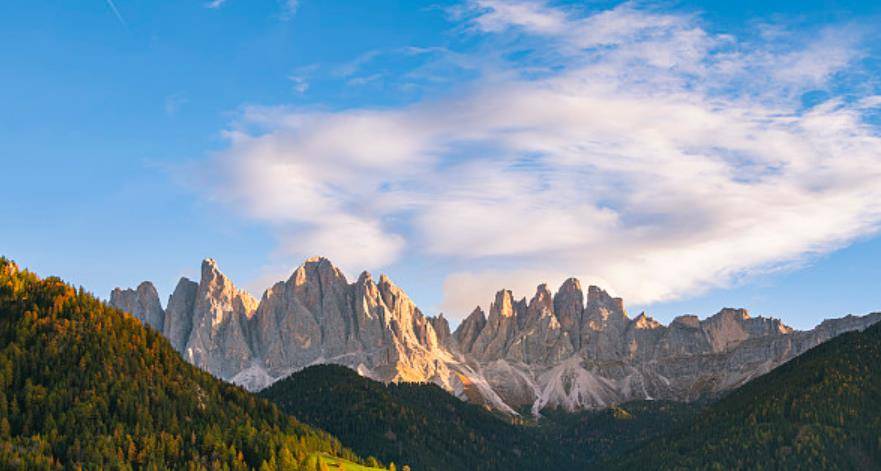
(104, 0, 127, 27)
(287, 65, 318, 94)
(287, 75, 309, 94)
(205, 0, 227, 9)
(197, 1, 881, 320)
(281, 0, 300, 20)
(462, 0, 569, 34)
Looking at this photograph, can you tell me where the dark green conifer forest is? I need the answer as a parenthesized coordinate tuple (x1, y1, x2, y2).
(611, 319, 881, 469)
(261, 364, 576, 470)
(0, 257, 373, 470)
(262, 317, 881, 470)
(3, 254, 879, 470)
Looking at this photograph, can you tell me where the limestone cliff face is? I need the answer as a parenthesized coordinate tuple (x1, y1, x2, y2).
(110, 282, 165, 332)
(244, 258, 456, 389)
(164, 278, 198, 352)
(184, 259, 259, 379)
(452, 280, 880, 412)
(111, 257, 881, 416)
(111, 259, 258, 380)
(428, 313, 453, 349)
(455, 307, 487, 354)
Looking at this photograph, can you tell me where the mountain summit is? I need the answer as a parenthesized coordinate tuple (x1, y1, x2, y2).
(111, 257, 881, 415)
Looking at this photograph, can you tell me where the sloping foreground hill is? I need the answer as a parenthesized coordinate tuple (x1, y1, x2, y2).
(261, 364, 582, 470)
(538, 400, 702, 465)
(611, 317, 881, 470)
(0, 258, 378, 470)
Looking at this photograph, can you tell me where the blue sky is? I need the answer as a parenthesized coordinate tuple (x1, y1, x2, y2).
(2, 0, 880, 329)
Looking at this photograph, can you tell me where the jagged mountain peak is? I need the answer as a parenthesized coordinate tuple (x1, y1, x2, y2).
(110, 258, 881, 416)
(671, 314, 701, 329)
(165, 277, 198, 351)
(291, 255, 348, 285)
(200, 258, 222, 280)
(110, 279, 159, 296)
(631, 312, 662, 330)
(110, 281, 164, 332)
(559, 277, 583, 292)
(586, 285, 626, 314)
(469, 305, 486, 320)
(532, 283, 553, 301)
(526, 284, 555, 322)
(301, 255, 339, 271)
(197, 259, 257, 312)
(489, 289, 522, 319)
(356, 270, 372, 283)
(712, 307, 751, 320)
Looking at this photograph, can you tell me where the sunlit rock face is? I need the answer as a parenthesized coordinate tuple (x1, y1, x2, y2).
(111, 261, 258, 379)
(246, 258, 459, 389)
(112, 257, 881, 416)
(183, 259, 259, 379)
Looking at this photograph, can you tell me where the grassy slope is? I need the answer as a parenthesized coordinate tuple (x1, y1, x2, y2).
(306, 453, 385, 471)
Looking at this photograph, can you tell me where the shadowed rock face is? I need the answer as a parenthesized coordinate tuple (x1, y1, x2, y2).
(111, 257, 881, 416)
(164, 278, 198, 352)
(110, 282, 165, 332)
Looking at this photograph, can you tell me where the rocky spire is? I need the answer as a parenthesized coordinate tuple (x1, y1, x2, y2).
(508, 284, 572, 364)
(631, 312, 661, 330)
(429, 313, 453, 348)
(110, 281, 165, 332)
(454, 306, 487, 353)
(524, 284, 554, 324)
(553, 278, 584, 348)
(292, 256, 353, 345)
(469, 290, 524, 361)
(164, 277, 198, 351)
(248, 258, 452, 387)
(184, 258, 258, 378)
(110, 257, 881, 416)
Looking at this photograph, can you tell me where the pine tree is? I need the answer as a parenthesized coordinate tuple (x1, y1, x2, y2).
(0, 257, 368, 469)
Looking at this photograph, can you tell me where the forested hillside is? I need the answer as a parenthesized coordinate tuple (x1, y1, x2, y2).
(0, 258, 377, 470)
(261, 364, 582, 470)
(611, 318, 881, 469)
(261, 364, 706, 470)
(4, 252, 877, 470)
(539, 400, 701, 464)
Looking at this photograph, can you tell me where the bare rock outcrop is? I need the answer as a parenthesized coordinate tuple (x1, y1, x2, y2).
(183, 259, 258, 379)
(111, 257, 881, 416)
(110, 281, 164, 332)
(164, 278, 197, 351)
(449, 278, 880, 413)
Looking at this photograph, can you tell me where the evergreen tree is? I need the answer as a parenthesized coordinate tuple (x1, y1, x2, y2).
(0, 257, 373, 470)
(612, 319, 881, 469)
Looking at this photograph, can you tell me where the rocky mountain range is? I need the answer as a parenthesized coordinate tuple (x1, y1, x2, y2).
(110, 257, 881, 415)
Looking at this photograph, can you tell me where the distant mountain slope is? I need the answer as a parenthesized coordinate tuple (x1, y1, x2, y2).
(539, 400, 702, 465)
(260, 364, 580, 471)
(0, 258, 376, 469)
(115, 257, 881, 414)
(611, 318, 881, 469)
